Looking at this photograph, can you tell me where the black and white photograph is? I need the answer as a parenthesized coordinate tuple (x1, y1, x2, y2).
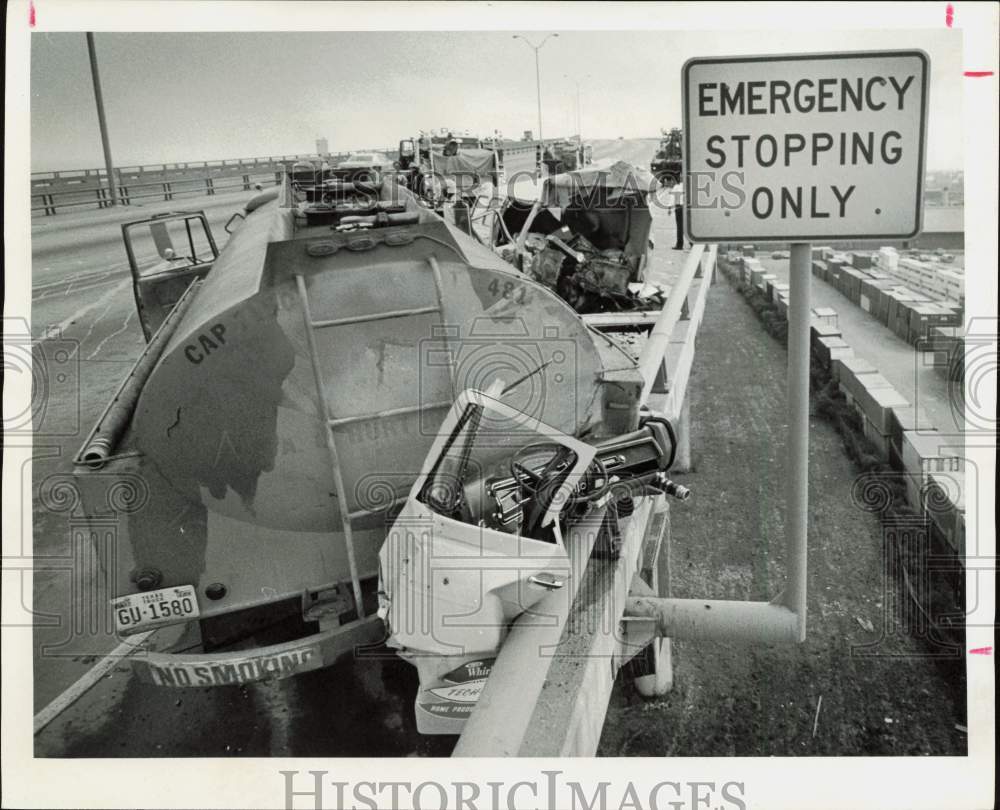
(2, 2, 996, 809)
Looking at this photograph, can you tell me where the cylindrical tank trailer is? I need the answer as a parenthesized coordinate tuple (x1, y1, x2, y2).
(73, 177, 647, 684)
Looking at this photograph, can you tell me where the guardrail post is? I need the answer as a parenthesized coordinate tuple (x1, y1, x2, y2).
(638, 245, 706, 403)
(205, 177, 215, 196)
(672, 396, 692, 472)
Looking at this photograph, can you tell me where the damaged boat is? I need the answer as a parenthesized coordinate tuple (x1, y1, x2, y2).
(70, 172, 678, 698)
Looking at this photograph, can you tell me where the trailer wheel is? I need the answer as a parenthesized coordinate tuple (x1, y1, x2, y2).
(628, 561, 674, 697)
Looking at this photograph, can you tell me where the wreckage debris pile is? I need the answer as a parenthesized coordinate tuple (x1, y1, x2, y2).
(520, 226, 665, 314)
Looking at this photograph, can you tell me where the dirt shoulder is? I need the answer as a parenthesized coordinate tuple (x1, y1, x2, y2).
(599, 275, 967, 757)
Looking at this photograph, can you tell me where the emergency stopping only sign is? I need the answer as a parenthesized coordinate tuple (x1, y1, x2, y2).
(682, 51, 929, 242)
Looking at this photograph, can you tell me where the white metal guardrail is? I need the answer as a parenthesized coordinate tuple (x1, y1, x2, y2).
(454, 245, 715, 756)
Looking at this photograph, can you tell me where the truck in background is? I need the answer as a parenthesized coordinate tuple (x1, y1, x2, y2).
(650, 127, 683, 186)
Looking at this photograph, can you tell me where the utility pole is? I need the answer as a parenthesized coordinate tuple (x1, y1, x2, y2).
(513, 34, 559, 144)
(86, 32, 118, 206)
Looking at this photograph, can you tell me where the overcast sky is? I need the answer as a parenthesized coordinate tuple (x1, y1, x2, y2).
(30, 28, 962, 172)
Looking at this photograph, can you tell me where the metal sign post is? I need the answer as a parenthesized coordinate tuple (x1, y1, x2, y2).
(680, 49, 930, 643)
(786, 242, 811, 638)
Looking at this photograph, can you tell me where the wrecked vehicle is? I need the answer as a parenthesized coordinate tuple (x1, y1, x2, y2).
(396, 133, 503, 215)
(490, 161, 663, 313)
(379, 384, 687, 733)
(70, 172, 666, 695)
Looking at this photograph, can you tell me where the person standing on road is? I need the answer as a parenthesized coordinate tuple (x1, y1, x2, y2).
(670, 176, 686, 250)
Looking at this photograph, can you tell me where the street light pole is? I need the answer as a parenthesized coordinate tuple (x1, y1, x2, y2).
(576, 81, 580, 140)
(534, 48, 542, 142)
(571, 77, 580, 140)
(86, 32, 118, 206)
(564, 73, 591, 142)
(513, 34, 559, 144)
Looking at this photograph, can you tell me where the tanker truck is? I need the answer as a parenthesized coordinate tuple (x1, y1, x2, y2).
(71, 173, 686, 731)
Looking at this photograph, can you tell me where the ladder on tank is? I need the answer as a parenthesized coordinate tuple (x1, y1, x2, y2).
(293, 255, 457, 616)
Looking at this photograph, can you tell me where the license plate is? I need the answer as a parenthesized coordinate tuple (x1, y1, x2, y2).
(112, 585, 200, 633)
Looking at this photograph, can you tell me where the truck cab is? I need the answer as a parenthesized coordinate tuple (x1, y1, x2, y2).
(397, 138, 417, 170)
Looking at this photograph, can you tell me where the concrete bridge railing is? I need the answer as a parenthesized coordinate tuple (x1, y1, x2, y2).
(30, 139, 556, 215)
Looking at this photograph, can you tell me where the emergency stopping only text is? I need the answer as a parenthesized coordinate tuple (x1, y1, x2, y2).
(682, 51, 929, 241)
